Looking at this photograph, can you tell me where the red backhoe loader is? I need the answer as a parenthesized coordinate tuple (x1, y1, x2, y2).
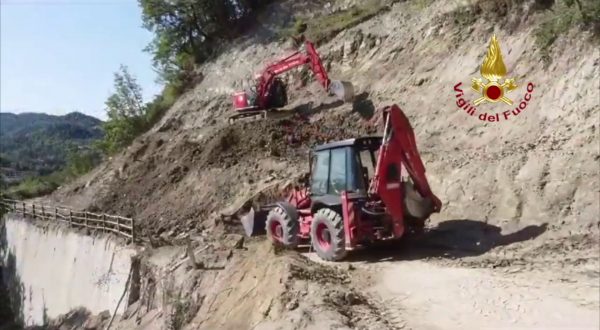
(240, 104, 442, 261)
(230, 39, 354, 123)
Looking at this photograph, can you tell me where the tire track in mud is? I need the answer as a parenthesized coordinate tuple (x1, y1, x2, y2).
(305, 249, 599, 330)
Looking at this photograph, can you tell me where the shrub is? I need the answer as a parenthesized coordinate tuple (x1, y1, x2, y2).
(9, 176, 60, 199)
(279, 0, 391, 44)
(534, 0, 600, 64)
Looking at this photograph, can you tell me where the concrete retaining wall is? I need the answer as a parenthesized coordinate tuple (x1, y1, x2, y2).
(0, 215, 137, 326)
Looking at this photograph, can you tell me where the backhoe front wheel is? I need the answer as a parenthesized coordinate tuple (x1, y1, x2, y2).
(310, 208, 347, 261)
(266, 206, 299, 248)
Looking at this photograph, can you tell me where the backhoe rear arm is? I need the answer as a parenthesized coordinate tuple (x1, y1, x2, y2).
(369, 105, 442, 237)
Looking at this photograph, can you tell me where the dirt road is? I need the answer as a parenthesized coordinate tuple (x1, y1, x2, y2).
(369, 261, 599, 330)
(305, 249, 600, 330)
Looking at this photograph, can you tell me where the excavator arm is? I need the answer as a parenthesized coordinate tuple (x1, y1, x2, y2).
(369, 104, 442, 237)
(255, 40, 331, 109)
(232, 38, 353, 112)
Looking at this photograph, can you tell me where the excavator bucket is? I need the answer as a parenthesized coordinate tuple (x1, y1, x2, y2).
(329, 80, 355, 102)
(240, 207, 268, 237)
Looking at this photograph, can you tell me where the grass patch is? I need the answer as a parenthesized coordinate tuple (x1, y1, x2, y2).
(451, 5, 479, 28)
(279, 0, 393, 44)
(534, 0, 600, 64)
(444, 0, 599, 64)
(8, 175, 63, 200)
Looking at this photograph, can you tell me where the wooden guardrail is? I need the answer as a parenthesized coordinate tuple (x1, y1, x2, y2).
(0, 198, 136, 242)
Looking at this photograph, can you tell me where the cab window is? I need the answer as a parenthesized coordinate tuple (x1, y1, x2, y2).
(329, 148, 347, 194)
(310, 150, 329, 195)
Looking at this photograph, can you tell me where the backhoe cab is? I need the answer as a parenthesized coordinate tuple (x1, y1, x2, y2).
(240, 104, 442, 261)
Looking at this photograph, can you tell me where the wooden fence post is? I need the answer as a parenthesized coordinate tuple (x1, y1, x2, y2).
(69, 210, 73, 227)
(102, 214, 106, 233)
(131, 218, 136, 244)
(32, 204, 36, 219)
(41, 205, 45, 220)
(54, 207, 58, 221)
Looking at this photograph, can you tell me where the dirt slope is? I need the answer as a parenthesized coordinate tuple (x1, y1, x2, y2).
(53, 0, 599, 241)
(43, 0, 599, 328)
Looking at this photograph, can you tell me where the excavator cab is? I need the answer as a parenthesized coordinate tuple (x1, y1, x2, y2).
(230, 77, 288, 123)
(308, 137, 381, 199)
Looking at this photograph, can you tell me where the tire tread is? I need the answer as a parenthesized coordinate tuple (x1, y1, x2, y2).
(266, 206, 299, 248)
(311, 208, 347, 261)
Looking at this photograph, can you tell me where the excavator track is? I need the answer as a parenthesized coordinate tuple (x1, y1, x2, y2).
(227, 108, 300, 124)
(227, 110, 268, 124)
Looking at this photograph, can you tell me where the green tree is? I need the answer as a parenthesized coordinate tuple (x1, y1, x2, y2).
(66, 148, 101, 177)
(138, 0, 272, 86)
(98, 65, 148, 154)
(139, 0, 210, 84)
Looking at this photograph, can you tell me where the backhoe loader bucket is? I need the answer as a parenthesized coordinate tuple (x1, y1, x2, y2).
(240, 207, 269, 237)
(402, 181, 435, 220)
(329, 80, 355, 102)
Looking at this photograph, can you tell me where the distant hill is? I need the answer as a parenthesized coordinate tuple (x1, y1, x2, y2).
(0, 112, 104, 175)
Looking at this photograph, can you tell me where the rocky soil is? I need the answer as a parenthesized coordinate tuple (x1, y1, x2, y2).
(40, 0, 599, 329)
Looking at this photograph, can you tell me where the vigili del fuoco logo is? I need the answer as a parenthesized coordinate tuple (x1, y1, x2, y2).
(453, 34, 535, 123)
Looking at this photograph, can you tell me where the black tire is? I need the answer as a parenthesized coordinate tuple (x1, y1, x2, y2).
(403, 182, 435, 220)
(267, 78, 288, 108)
(310, 208, 347, 261)
(265, 206, 299, 248)
(405, 218, 426, 237)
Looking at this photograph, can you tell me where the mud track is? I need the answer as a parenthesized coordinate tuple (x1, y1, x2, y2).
(305, 230, 600, 330)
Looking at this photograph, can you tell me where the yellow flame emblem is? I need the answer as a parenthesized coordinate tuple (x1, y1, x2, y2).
(472, 34, 517, 106)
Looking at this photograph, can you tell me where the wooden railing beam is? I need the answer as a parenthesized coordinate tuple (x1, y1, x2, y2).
(1, 198, 136, 242)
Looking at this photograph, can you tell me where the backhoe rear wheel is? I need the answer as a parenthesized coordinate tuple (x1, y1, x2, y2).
(310, 208, 347, 261)
(265, 206, 299, 248)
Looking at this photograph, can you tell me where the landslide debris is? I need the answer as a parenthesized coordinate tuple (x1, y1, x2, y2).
(72, 109, 378, 244)
(112, 240, 395, 330)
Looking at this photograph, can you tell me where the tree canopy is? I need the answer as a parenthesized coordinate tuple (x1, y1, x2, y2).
(98, 65, 149, 154)
(139, 0, 272, 85)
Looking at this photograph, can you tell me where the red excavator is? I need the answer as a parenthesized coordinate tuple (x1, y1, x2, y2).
(240, 104, 442, 261)
(230, 39, 354, 123)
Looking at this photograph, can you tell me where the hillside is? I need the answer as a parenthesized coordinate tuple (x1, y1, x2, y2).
(40, 0, 599, 329)
(0, 112, 103, 175)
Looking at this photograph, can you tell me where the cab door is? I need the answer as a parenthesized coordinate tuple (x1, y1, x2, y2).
(310, 147, 354, 196)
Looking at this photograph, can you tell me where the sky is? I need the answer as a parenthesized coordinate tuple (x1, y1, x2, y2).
(0, 0, 161, 120)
